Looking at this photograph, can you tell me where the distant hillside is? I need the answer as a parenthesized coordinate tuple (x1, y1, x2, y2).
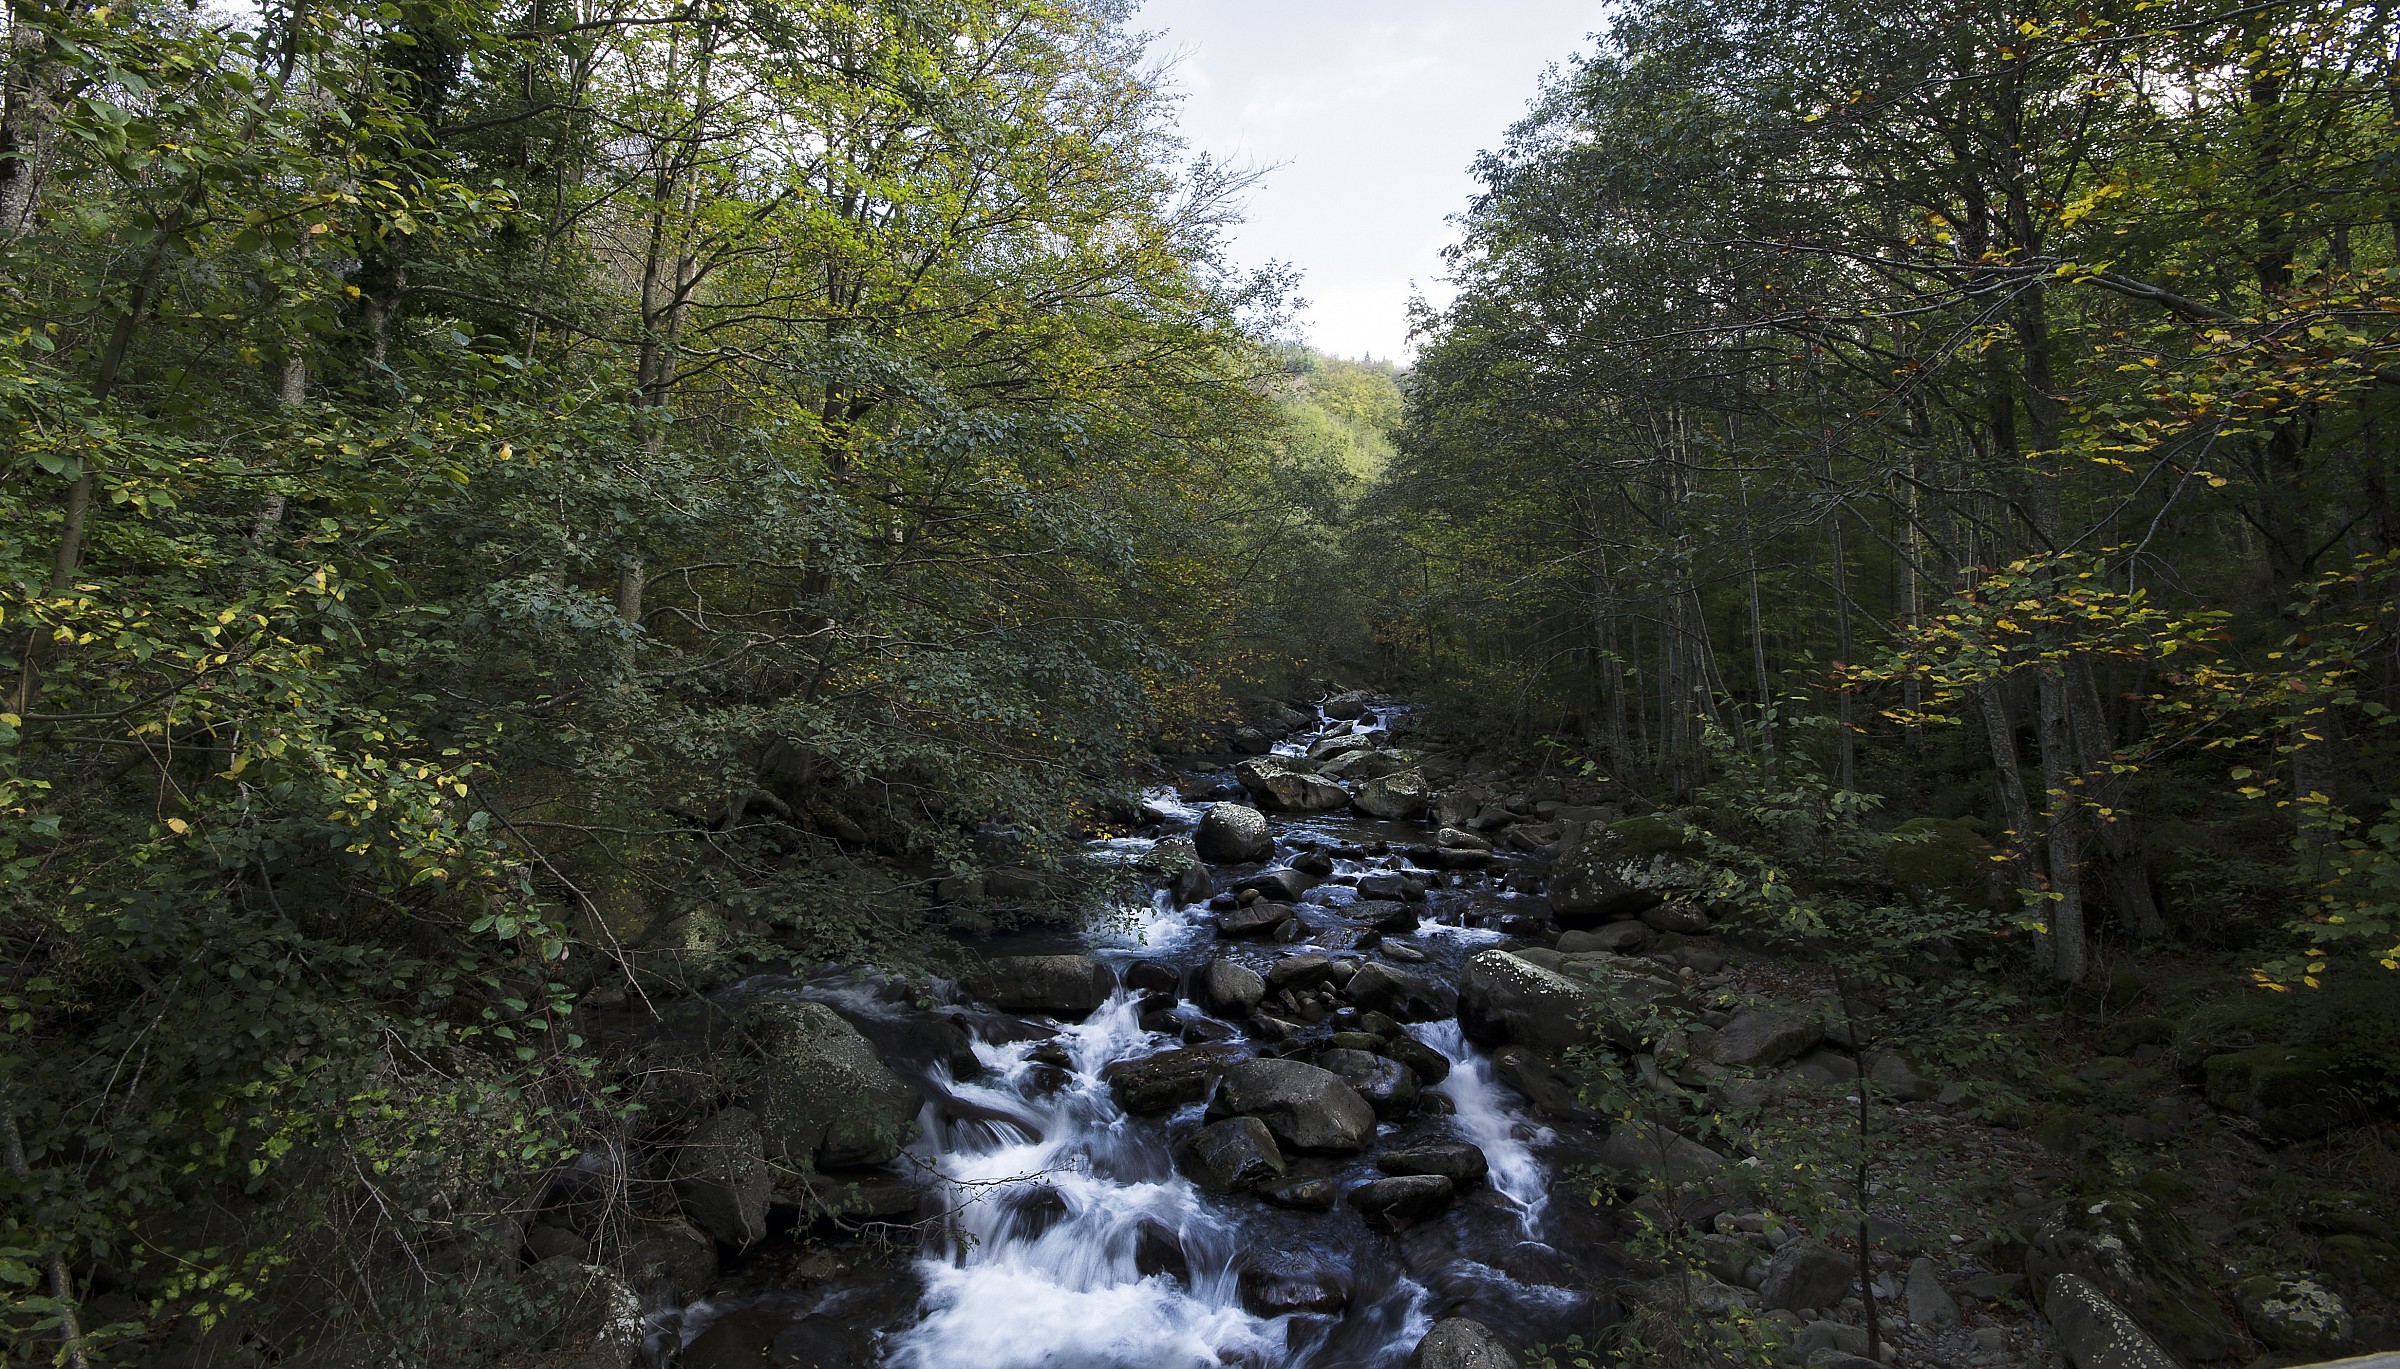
(1273, 344, 1406, 481)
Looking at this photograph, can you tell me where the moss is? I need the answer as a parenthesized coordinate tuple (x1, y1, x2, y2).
(1883, 816, 1993, 902)
(2203, 1044, 2353, 1141)
(2321, 1235, 2400, 1298)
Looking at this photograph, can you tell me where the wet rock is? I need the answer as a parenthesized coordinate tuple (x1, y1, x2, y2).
(1217, 900, 1295, 938)
(1356, 770, 1431, 820)
(1386, 1033, 1453, 1085)
(1906, 1256, 1960, 1328)
(798, 1168, 923, 1223)
(1261, 1176, 1339, 1210)
(1238, 867, 1318, 902)
(1238, 1251, 1353, 1315)
(960, 954, 1116, 1020)
(1357, 900, 1420, 931)
(1345, 962, 1455, 1020)
(681, 1306, 876, 1369)
(1492, 1045, 1597, 1122)
(1195, 958, 1267, 1018)
(1436, 826, 1494, 851)
(1294, 850, 1337, 876)
(2235, 1273, 2352, 1358)
(1351, 1173, 1455, 1230)
(2203, 1044, 2353, 1141)
(1102, 1042, 1247, 1113)
(2044, 1273, 2183, 1369)
(1174, 1116, 1288, 1194)
(1135, 1218, 1191, 1282)
(1598, 1120, 1726, 1186)
(1323, 691, 1372, 721)
(1322, 748, 1415, 782)
(1232, 725, 1273, 754)
(1267, 953, 1336, 992)
(1759, 1239, 1856, 1311)
(1141, 835, 1213, 904)
(1316, 1047, 1419, 1119)
(1458, 950, 1592, 1050)
(2025, 1192, 2239, 1361)
(1196, 802, 1276, 864)
(741, 1000, 920, 1169)
(1377, 1141, 1488, 1188)
(1401, 1314, 1520, 1365)
(1356, 871, 1428, 901)
(1546, 834, 1669, 924)
(1236, 756, 1351, 812)
(620, 1217, 716, 1300)
(1557, 922, 1651, 953)
(1710, 1007, 1824, 1069)
(1207, 1057, 1378, 1153)
(1124, 959, 1180, 995)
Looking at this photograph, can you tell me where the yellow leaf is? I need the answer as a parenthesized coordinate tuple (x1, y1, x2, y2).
(166, 817, 190, 834)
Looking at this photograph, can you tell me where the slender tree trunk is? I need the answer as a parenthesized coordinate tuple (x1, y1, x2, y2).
(2066, 658, 2162, 938)
(2036, 670, 2089, 982)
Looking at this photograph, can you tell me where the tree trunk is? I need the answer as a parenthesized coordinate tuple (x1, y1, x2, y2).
(2036, 670, 2089, 982)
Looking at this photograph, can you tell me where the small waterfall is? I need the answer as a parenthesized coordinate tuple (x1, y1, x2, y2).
(1413, 1020, 1553, 1233)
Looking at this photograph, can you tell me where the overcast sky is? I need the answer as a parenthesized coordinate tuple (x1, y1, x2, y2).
(1136, 2, 1604, 362)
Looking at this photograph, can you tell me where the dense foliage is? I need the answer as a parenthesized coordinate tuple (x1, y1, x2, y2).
(1369, 0, 2400, 985)
(0, 0, 1343, 1357)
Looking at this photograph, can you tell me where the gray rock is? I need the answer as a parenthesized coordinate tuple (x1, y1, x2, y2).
(1195, 802, 1275, 864)
(1349, 1174, 1455, 1229)
(1377, 1141, 1488, 1188)
(1174, 1116, 1287, 1193)
(1237, 867, 1318, 902)
(961, 954, 1116, 1020)
(1236, 756, 1351, 812)
(1458, 950, 1592, 1050)
(1217, 900, 1295, 937)
(1261, 1176, 1339, 1210)
(1759, 1239, 1856, 1311)
(1238, 1251, 1352, 1315)
(1557, 922, 1652, 953)
(2026, 1192, 2239, 1361)
(1907, 1256, 1960, 1328)
(741, 1000, 919, 1169)
(1195, 957, 1267, 1017)
(1321, 748, 1415, 782)
(1546, 832, 1674, 924)
(1492, 1045, 1597, 1121)
(1406, 1317, 1520, 1369)
(1102, 1043, 1247, 1113)
(1322, 691, 1372, 721)
(523, 1259, 644, 1369)
(620, 1218, 717, 1300)
(1864, 1050, 1934, 1102)
(1344, 961, 1454, 1020)
(1386, 1033, 1453, 1086)
(670, 1108, 770, 1247)
(2045, 1273, 2183, 1369)
(1356, 771, 1430, 820)
(1207, 1057, 1378, 1153)
(1710, 1007, 1825, 1069)
(1597, 1120, 1726, 1185)
(2235, 1273, 2352, 1358)
(1642, 900, 1712, 934)
(1267, 953, 1335, 992)
(1795, 1323, 1875, 1359)
(1315, 1047, 1419, 1119)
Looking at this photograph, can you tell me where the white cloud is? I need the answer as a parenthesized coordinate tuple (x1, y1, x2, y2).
(1140, 0, 1602, 360)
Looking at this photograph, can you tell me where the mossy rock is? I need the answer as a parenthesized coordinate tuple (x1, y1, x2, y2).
(2235, 1273, 2353, 1358)
(2322, 1235, 2400, 1299)
(1883, 816, 1993, 903)
(1607, 813, 1704, 857)
(2099, 1016, 2175, 1056)
(2202, 1044, 2355, 1142)
(2026, 1191, 2240, 1362)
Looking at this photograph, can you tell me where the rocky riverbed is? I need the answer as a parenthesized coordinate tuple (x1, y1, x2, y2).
(513, 693, 2399, 1369)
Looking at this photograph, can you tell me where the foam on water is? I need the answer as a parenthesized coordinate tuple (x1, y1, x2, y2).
(1413, 1019, 1552, 1233)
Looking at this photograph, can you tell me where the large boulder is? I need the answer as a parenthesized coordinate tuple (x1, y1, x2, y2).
(1322, 691, 1373, 721)
(1141, 835, 1212, 904)
(1195, 803, 1275, 864)
(2202, 1045, 2353, 1141)
(1102, 1043, 1247, 1113)
(1235, 756, 1352, 812)
(961, 954, 1115, 1020)
(1349, 1174, 1453, 1230)
(1174, 1116, 1287, 1194)
(2234, 1273, 2352, 1358)
(1758, 1239, 1856, 1312)
(740, 1000, 919, 1169)
(1377, 1142, 1488, 1188)
(1355, 770, 1431, 820)
(1408, 1318, 1520, 1369)
(1315, 1047, 1419, 1119)
(1711, 1007, 1824, 1069)
(1194, 957, 1267, 1018)
(1344, 962, 1456, 1021)
(2044, 1274, 2183, 1369)
(669, 1108, 771, 1246)
(1598, 1121, 1726, 1187)
(2026, 1192, 2239, 1362)
(1459, 950, 1592, 1050)
(1546, 831, 1702, 925)
(1320, 748, 1415, 782)
(1217, 900, 1295, 937)
(1207, 1057, 1378, 1153)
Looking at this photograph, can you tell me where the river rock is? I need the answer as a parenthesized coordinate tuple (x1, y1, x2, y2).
(1356, 770, 1430, 820)
(1195, 802, 1275, 864)
(1459, 950, 1591, 1050)
(1641, 900, 1711, 934)
(1357, 900, 1419, 931)
(1316, 1047, 1419, 1119)
(670, 1108, 771, 1247)
(1557, 922, 1651, 953)
(1711, 1007, 1824, 1068)
(2025, 1192, 2239, 1361)
(1194, 957, 1267, 1017)
(1344, 961, 1454, 1020)
(2235, 1273, 2352, 1357)
(1239, 1251, 1353, 1315)
(1492, 1045, 1598, 1122)
(1174, 1116, 1287, 1194)
(1907, 1256, 1960, 1328)
(1236, 867, 1317, 902)
(1760, 1239, 1856, 1311)
(1547, 832, 1703, 925)
(1407, 1317, 1521, 1369)
(1207, 1057, 1377, 1153)
(1125, 959, 1180, 995)
(1350, 1174, 1454, 1230)
(1322, 748, 1414, 782)
(1322, 691, 1373, 720)
(1102, 1042, 1246, 1113)
(741, 999, 919, 1169)
(1236, 756, 1351, 812)
(1267, 953, 1335, 992)
(1385, 1033, 1452, 1085)
(1598, 1120, 1726, 1186)
(961, 954, 1116, 1020)
(1217, 900, 1294, 937)
(2045, 1273, 2184, 1369)
(1262, 1176, 1339, 1210)
(621, 1218, 717, 1301)
(1377, 1141, 1488, 1188)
